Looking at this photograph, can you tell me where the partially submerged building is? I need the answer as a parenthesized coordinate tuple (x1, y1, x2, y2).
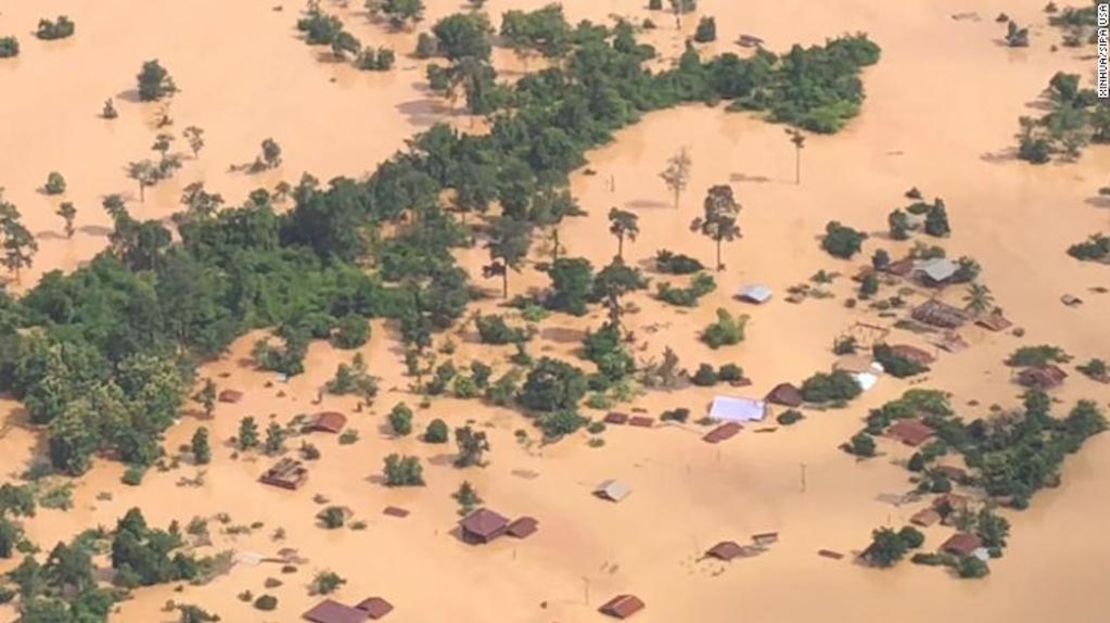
(765, 383, 804, 408)
(459, 508, 510, 544)
(886, 419, 936, 447)
(736, 284, 773, 305)
(912, 299, 969, 329)
(594, 479, 633, 502)
(303, 411, 347, 434)
(599, 595, 645, 620)
(260, 458, 308, 490)
(708, 396, 768, 423)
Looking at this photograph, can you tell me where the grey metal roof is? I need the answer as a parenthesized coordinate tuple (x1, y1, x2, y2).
(594, 479, 632, 501)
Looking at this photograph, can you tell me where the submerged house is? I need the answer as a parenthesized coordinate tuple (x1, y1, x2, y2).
(912, 299, 969, 329)
(736, 284, 773, 305)
(708, 396, 768, 423)
(599, 595, 645, 620)
(458, 508, 510, 544)
(260, 458, 308, 490)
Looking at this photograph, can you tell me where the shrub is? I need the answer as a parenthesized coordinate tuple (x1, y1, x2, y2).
(475, 314, 525, 344)
(586, 421, 606, 435)
(693, 17, 716, 43)
(43, 172, 67, 195)
(649, 0, 663, 9)
(656, 273, 716, 307)
(137, 59, 177, 101)
(424, 418, 449, 443)
(800, 370, 861, 403)
(872, 344, 928, 378)
(701, 308, 746, 349)
(910, 552, 949, 566)
(389, 403, 414, 436)
(898, 526, 925, 549)
(655, 250, 704, 274)
(318, 506, 346, 529)
(717, 363, 744, 382)
(36, 16, 76, 40)
(0, 37, 19, 58)
(1067, 234, 1110, 261)
(821, 221, 868, 259)
(1077, 358, 1108, 379)
(691, 363, 718, 386)
(254, 595, 278, 611)
(956, 556, 990, 578)
(312, 570, 346, 595)
(121, 466, 146, 486)
(845, 432, 876, 457)
(382, 454, 424, 486)
(538, 409, 587, 438)
(661, 407, 690, 422)
(415, 32, 439, 58)
(1006, 345, 1070, 367)
(776, 410, 804, 425)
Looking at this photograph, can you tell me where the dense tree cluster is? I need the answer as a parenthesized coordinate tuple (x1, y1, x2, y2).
(1017, 72, 1109, 163)
(137, 60, 177, 101)
(1067, 232, 1109, 262)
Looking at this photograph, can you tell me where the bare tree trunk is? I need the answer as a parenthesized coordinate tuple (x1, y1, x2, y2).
(617, 235, 624, 260)
(502, 271, 508, 299)
(795, 147, 801, 185)
(716, 239, 723, 271)
(552, 228, 560, 262)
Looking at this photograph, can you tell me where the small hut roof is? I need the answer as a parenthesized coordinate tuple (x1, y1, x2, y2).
(594, 479, 632, 502)
(382, 506, 409, 518)
(887, 419, 935, 446)
(888, 344, 936, 365)
(604, 412, 629, 425)
(218, 389, 244, 403)
(834, 355, 875, 375)
(765, 382, 803, 407)
(705, 541, 745, 561)
(976, 313, 1012, 332)
(628, 416, 654, 428)
(737, 284, 773, 304)
(708, 396, 767, 423)
(1017, 365, 1068, 389)
(915, 258, 960, 283)
(702, 422, 742, 444)
(599, 595, 645, 619)
(910, 508, 942, 527)
(354, 597, 393, 620)
(940, 533, 983, 557)
(507, 516, 539, 538)
(303, 599, 369, 623)
(305, 411, 347, 434)
(459, 508, 509, 539)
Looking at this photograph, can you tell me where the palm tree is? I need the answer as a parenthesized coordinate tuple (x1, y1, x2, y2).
(607, 208, 639, 260)
(963, 283, 994, 316)
(785, 127, 806, 185)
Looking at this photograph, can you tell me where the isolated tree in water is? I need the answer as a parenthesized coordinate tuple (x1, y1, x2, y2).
(191, 427, 211, 465)
(660, 148, 692, 209)
(127, 160, 159, 202)
(237, 417, 259, 451)
(454, 425, 489, 467)
(55, 202, 77, 239)
(785, 126, 806, 184)
(182, 126, 205, 158)
(261, 138, 282, 169)
(136, 60, 177, 101)
(453, 480, 482, 515)
(690, 184, 741, 270)
(607, 207, 639, 260)
(101, 98, 118, 119)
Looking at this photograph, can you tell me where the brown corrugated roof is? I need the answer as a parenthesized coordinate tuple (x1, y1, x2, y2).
(940, 532, 983, 557)
(765, 383, 803, 407)
(599, 594, 645, 619)
(887, 419, 935, 447)
(604, 412, 629, 425)
(910, 508, 941, 527)
(703, 422, 742, 444)
(507, 516, 538, 539)
(303, 599, 369, 623)
(628, 416, 654, 428)
(459, 508, 509, 539)
(218, 389, 243, 403)
(888, 344, 936, 366)
(354, 597, 393, 620)
(705, 541, 745, 561)
(305, 411, 347, 434)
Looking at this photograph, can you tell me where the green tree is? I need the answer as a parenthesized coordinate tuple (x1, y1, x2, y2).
(0, 37, 19, 58)
(127, 160, 159, 203)
(519, 357, 587, 412)
(331, 30, 361, 60)
(237, 417, 259, 451)
(43, 172, 66, 195)
(199, 378, 217, 418)
(432, 12, 492, 61)
(333, 314, 370, 349)
(660, 148, 692, 209)
(690, 185, 741, 270)
(924, 199, 951, 237)
(183, 126, 205, 158)
(545, 257, 594, 315)
(191, 427, 211, 465)
(312, 570, 346, 595)
(261, 138, 282, 169)
(607, 208, 639, 260)
(389, 402, 413, 436)
(694, 16, 716, 43)
(887, 209, 910, 240)
(483, 217, 531, 298)
(592, 258, 647, 328)
(264, 422, 285, 455)
(55, 202, 77, 239)
(368, 0, 425, 30)
(864, 527, 908, 567)
(424, 418, 449, 443)
(0, 197, 38, 283)
(454, 425, 489, 467)
(137, 60, 177, 101)
(453, 480, 482, 514)
(382, 454, 424, 486)
(963, 283, 994, 316)
(821, 221, 867, 259)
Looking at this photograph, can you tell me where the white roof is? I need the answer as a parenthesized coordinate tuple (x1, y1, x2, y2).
(708, 396, 767, 423)
(915, 258, 959, 282)
(594, 479, 632, 501)
(737, 285, 773, 303)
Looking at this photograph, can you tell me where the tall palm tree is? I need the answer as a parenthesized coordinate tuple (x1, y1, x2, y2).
(963, 283, 994, 316)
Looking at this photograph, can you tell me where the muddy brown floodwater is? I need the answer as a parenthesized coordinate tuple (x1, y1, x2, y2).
(1, 0, 1108, 621)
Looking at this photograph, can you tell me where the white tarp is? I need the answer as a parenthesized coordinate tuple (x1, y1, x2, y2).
(708, 396, 768, 423)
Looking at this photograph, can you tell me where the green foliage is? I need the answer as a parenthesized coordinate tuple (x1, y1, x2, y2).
(43, 172, 66, 196)
(803, 368, 861, 404)
(924, 200, 951, 237)
(332, 314, 370, 349)
(424, 418, 449, 443)
(475, 314, 526, 344)
(454, 425, 489, 467)
(388, 403, 414, 436)
(337, 430, 358, 445)
(538, 409, 587, 439)
(432, 12, 492, 61)
(369, 0, 425, 30)
(693, 17, 716, 43)
(1016, 72, 1104, 163)
(864, 527, 909, 567)
(501, 5, 571, 59)
(357, 47, 396, 71)
(453, 481, 482, 515)
(691, 363, 718, 387)
(661, 407, 690, 422)
(1077, 358, 1108, 379)
(317, 506, 346, 529)
(544, 257, 594, 315)
(264, 422, 286, 455)
(872, 344, 929, 378)
(121, 465, 146, 486)
(1067, 233, 1110, 262)
(717, 363, 744, 382)
(776, 409, 804, 425)
(821, 221, 867, 259)
(137, 60, 177, 101)
(36, 16, 76, 40)
(0, 37, 19, 58)
(382, 454, 424, 486)
(656, 273, 716, 307)
(110, 507, 212, 587)
(519, 357, 587, 411)
(237, 417, 259, 451)
(956, 555, 990, 579)
(297, 4, 344, 44)
(701, 308, 747, 349)
(253, 594, 278, 611)
(846, 432, 876, 457)
(1006, 345, 1070, 367)
(312, 570, 346, 595)
(654, 249, 704, 274)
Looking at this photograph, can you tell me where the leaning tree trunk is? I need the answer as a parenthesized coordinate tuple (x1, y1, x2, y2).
(716, 238, 723, 271)
(617, 235, 624, 260)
